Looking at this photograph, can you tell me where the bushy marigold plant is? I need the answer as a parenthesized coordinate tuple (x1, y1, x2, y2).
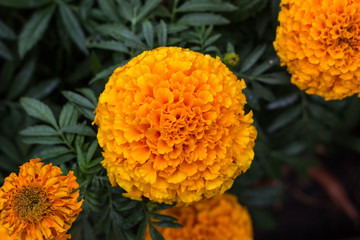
(94, 46, 257, 203)
(145, 193, 253, 240)
(274, 0, 360, 100)
(0, 159, 83, 240)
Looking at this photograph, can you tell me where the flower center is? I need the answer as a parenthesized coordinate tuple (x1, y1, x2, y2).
(13, 185, 51, 222)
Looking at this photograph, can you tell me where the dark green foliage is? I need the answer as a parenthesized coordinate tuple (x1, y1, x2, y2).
(0, 0, 359, 239)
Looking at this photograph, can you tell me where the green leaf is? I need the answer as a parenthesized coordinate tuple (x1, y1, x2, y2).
(89, 64, 119, 84)
(123, 209, 145, 228)
(116, 200, 138, 212)
(20, 125, 58, 136)
(252, 57, 280, 75)
(240, 44, 266, 72)
(267, 105, 302, 133)
(157, 20, 167, 46)
(136, 0, 161, 21)
(20, 97, 58, 128)
(149, 213, 177, 222)
(59, 1, 88, 54)
(143, 21, 154, 48)
(35, 146, 72, 160)
(204, 33, 221, 47)
(243, 88, 260, 111)
(135, 220, 147, 240)
(23, 136, 63, 145)
(76, 88, 98, 106)
(0, 19, 16, 39)
(0, 0, 52, 8)
(251, 81, 275, 102)
(98, 0, 119, 22)
(86, 40, 128, 53)
(101, 27, 147, 49)
(178, 13, 229, 26)
(90, 51, 102, 75)
(59, 103, 79, 128)
(61, 124, 96, 137)
(62, 91, 96, 110)
(255, 72, 291, 85)
(149, 223, 165, 240)
(0, 136, 21, 161)
(116, 0, 132, 21)
(266, 92, 299, 110)
(152, 221, 182, 228)
(6, 57, 36, 100)
(0, 40, 12, 60)
(308, 103, 342, 127)
(167, 24, 188, 34)
(232, 0, 268, 21)
(18, 5, 55, 58)
(25, 78, 59, 99)
(86, 140, 99, 163)
(177, 0, 237, 12)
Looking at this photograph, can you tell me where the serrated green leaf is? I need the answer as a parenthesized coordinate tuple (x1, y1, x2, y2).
(62, 91, 96, 110)
(167, 24, 188, 34)
(117, 200, 138, 212)
(0, 40, 12, 60)
(75, 106, 95, 121)
(240, 44, 266, 72)
(86, 40, 128, 53)
(25, 78, 59, 99)
(0, 0, 52, 8)
(20, 97, 58, 128)
(0, 19, 16, 39)
(123, 209, 145, 229)
(18, 5, 55, 58)
(149, 213, 177, 222)
(20, 125, 58, 136)
(255, 72, 291, 85)
(59, 103, 79, 128)
(86, 140, 99, 163)
(157, 20, 167, 46)
(76, 88, 98, 106)
(6, 57, 36, 100)
(204, 33, 221, 47)
(59, 1, 88, 54)
(149, 223, 165, 240)
(251, 81, 275, 102)
(23, 136, 63, 145)
(152, 221, 182, 228)
(35, 146, 72, 160)
(137, 0, 161, 21)
(98, 0, 119, 22)
(142, 21, 154, 48)
(177, 0, 237, 12)
(61, 124, 96, 137)
(89, 64, 119, 84)
(267, 105, 302, 133)
(178, 13, 229, 26)
(135, 220, 147, 240)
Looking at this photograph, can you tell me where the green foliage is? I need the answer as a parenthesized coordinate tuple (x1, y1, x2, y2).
(1, 0, 359, 239)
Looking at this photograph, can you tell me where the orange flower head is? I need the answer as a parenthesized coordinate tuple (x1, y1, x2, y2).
(274, 0, 360, 100)
(94, 47, 257, 203)
(0, 158, 83, 240)
(145, 193, 253, 240)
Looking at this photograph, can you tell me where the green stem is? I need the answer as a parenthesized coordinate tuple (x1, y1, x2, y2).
(171, 0, 179, 24)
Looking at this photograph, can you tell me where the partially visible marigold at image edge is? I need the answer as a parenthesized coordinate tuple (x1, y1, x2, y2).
(145, 193, 253, 240)
(0, 158, 83, 240)
(274, 0, 360, 100)
(94, 46, 257, 203)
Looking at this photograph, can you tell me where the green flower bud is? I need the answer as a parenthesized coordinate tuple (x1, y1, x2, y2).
(224, 52, 240, 67)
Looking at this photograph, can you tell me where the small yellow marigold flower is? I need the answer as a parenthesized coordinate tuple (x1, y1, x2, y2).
(274, 0, 360, 100)
(94, 46, 257, 203)
(224, 52, 240, 67)
(145, 193, 253, 240)
(0, 158, 83, 240)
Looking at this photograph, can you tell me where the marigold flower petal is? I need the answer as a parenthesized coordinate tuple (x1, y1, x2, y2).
(94, 47, 257, 203)
(0, 158, 83, 240)
(274, 0, 360, 100)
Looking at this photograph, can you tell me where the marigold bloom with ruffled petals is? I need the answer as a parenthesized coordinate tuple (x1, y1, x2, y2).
(0, 158, 83, 240)
(274, 0, 360, 100)
(94, 47, 257, 203)
(145, 193, 253, 240)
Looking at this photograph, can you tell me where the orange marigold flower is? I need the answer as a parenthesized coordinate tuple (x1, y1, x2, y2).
(0, 158, 83, 240)
(145, 193, 253, 240)
(94, 47, 257, 203)
(274, 0, 360, 100)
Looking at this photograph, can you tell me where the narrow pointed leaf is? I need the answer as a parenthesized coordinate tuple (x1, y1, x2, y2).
(20, 97, 58, 128)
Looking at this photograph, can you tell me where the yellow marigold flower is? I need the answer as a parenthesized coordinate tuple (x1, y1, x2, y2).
(274, 0, 360, 100)
(145, 193, 253, 240)
(0, 158, 83, 240)
(94, 46, 257, 203)
(224, 52, 240, 67)
(0, 224, 11, 240)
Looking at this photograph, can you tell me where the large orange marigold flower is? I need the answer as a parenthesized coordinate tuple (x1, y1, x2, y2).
(274, 0, 360, 100)
(145, 193, 253, 240)
(0, 158, 83, 240)
(94, 47, 257, 203)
